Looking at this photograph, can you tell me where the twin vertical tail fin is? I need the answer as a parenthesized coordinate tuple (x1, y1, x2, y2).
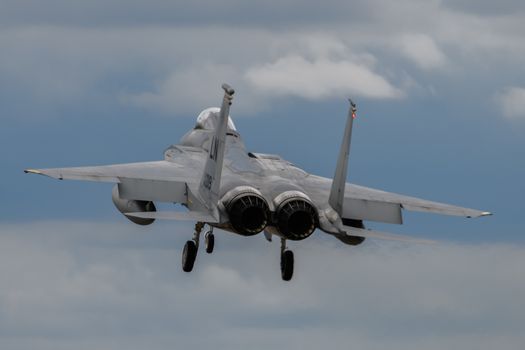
(198, 88, 349, 218)
(328, 99, 357, 216)
(198, 83, 235, 210)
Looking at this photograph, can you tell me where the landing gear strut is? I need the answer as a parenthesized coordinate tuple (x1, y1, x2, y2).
(182, 222, 205, 272)
(280, 238, 294, 281)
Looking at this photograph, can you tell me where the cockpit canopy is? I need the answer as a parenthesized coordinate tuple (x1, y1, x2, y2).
(195, 107, 237, 132)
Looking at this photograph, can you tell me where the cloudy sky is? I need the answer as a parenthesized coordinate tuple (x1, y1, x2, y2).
(1, 0, 524, 349)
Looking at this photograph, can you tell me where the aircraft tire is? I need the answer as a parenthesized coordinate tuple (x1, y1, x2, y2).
(280, 250, 294, 281)
(182, 240, 197, 272)
(205, 232, 215, 254)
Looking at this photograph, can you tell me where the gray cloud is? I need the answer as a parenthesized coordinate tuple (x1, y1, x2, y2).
(1, 0, 525, 121)
(495, 87, 525, 119)
(3, 0, 522, 28)
(1, 221, 524, 349)
(0, 0, 369, 28)
(0, 27, 409, 117)
(441, 0, 525, 15)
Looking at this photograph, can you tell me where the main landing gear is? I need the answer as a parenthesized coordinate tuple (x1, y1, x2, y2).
(182, 223, 294, 281)
(182, 222, 215, 272)
(205, 230, 215, 254)
(280, 238, 294, 281)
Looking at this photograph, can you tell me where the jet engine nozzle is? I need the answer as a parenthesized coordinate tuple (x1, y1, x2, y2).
(221, 186, 269, 236)
(274, 191, 317, 240)
(112, 185, 156, 225)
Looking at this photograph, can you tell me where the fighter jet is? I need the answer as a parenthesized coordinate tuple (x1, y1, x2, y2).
(25, 84, 491, 281)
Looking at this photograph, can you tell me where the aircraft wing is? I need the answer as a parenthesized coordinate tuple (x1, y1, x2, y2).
(345, 184, 491, 218)
(25, 160, 198, 203)
(24, 160, 191, 183)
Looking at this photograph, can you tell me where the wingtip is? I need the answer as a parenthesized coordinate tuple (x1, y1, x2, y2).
(24, 169, 42, 175)
(467, 211, 493, 218)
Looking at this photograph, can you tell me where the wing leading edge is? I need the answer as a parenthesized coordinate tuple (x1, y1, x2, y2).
(24, 160, 195, 203)
(24, 161, 191, 183)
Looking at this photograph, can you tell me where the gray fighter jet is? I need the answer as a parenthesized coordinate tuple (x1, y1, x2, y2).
(25, 84, 491, 281)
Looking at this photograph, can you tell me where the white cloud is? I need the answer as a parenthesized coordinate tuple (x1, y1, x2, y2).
(1, 221, 524, 349)
(397, 34, 447, 70)
(121, 63, 270, 116)
(245, 55, 404, 100)
(495, 86, 525, 119)
(122, 63, 244, 115)
(122, 34, 405, 115)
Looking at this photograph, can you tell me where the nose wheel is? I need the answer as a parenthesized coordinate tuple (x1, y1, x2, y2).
(280, 238, 294, 281)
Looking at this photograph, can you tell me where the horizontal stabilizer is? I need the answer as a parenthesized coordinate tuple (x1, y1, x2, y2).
(344, 184, 492, 219)
(400, 203, 492, 218)
(342, 225, 436, 244)
(125, 211, 219, 223)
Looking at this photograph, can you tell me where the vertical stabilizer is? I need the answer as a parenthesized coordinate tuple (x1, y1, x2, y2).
(198, 83, 235, 209)
(328, 100, 357, 215)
